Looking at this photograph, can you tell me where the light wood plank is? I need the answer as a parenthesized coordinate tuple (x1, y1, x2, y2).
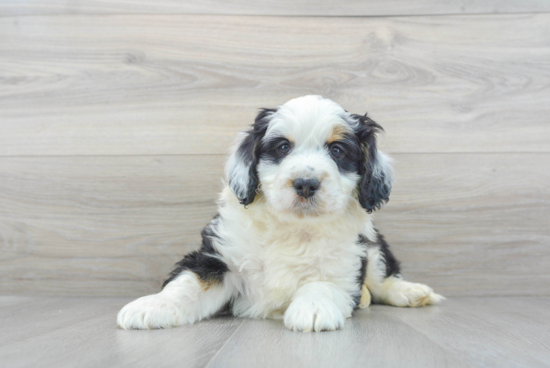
(0, 296, 125, 345)
(206, 298, 550, 368)
(0, 153, 548, 297)
(0, 277, 163, 298)
(2, 0, 550, 16)
(1, 14, 550, 155)
(1, 297, 549, 368)
(206, 307, 474, 368)
(394, 297, 550, 367)
(0, 155, 223, 295)
(0, 296, 243, 368)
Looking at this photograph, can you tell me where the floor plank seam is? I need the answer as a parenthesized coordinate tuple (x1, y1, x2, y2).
(203, 319, 246, 368)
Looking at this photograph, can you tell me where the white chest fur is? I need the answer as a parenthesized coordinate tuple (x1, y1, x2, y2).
(215, 190, 369, 318)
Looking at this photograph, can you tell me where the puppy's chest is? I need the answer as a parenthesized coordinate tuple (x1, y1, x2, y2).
(236, 230, 361, 290)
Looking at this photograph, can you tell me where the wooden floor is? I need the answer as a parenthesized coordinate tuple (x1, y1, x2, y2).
(1, 296, 549, 368)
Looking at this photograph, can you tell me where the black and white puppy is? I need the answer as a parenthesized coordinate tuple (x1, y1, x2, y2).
(117, 95, 443, 332)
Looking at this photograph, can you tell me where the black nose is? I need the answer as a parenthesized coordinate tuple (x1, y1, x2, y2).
(293, 178, 320, 199)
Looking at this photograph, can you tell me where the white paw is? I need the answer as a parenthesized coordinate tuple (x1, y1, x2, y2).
(284, 297, 345, 332)
(386, 281, 445, 308)
(117, 294, 183, 330)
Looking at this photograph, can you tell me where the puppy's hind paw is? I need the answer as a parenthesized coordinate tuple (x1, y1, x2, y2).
(117, 294, 183, 330)
(386, 281, 445, 308)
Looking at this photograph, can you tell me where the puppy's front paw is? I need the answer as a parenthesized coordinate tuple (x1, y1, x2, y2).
(386, 281, 445, 308)
(117, 294, 183, 330)
(284, 297, 345, 332)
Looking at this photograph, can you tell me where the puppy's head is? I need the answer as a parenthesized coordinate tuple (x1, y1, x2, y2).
(225, 95, 393, 218)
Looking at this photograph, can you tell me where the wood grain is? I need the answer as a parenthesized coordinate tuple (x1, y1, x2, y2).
(394, 297, 550, 367)
(377, 153, 550, 296)
(0, 296, 243, 368)
(0, 296, 123, 346)
(1, 153, 548, 297)
(206, 307, 474, 368)
(208, 298, 550, 368)
(1, 14, 550, 155)
(2, 296, 549, 368)
(2, 0, 550, 16)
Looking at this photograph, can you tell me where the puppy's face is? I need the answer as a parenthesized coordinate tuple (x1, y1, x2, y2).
(256, 100, 362, 217)
(226, 95, 393, 219)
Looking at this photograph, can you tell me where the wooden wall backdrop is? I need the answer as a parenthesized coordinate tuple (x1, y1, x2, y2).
(2, 0, 550, 16)
(0, 1, 549, 297)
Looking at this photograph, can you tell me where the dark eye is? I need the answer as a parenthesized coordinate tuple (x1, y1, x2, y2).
(330, 145, 345, 159)
(276, 142, 291, 156)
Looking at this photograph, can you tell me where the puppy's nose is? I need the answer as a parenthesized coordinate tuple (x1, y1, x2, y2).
(293, 178, 320, 199)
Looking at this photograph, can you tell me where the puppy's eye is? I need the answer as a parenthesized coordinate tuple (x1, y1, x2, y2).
(276, 142, 291, 156)
(330, 145, 345, 159)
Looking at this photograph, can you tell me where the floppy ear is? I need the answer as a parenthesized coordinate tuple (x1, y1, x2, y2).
(353, 114, 394, 213)
(225, 108, 275, 206)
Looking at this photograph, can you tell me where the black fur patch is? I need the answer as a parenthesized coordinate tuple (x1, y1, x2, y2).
(354, 256, 368, 308)
(236, 132, 255, 167)
(377, 232, 401, 278)
(162, 215, 229, 288)
(260, 136, 293, 164)
(231, 108, 276, 206)
(352, 235, 369, 307)
(356, 236, 369, 285)
(216, 299, 235, 316)
(326, 133, 364, 174)
(357, 231, 400, 279)
(350, 113, 392, 213)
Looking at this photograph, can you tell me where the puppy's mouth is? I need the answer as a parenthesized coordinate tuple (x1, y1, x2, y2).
(292, 196, 322, 216)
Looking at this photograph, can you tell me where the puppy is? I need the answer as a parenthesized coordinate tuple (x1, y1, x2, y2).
(117, 95, 444, 332)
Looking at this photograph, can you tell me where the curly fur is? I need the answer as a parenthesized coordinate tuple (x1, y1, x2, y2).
(117, 95, 444, 332)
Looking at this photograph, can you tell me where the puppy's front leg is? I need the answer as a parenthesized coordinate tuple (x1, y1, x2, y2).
(118, 216, 237, 330)
(117, 271, 232, 329)
(117, 270, 235, 330)
(283, 282, 353, 332)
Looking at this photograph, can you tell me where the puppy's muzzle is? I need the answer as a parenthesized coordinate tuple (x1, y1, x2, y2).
(293, 178, 320, 199)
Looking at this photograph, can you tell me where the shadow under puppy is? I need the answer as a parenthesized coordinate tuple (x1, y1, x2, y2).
(117, 95, 444, 332)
